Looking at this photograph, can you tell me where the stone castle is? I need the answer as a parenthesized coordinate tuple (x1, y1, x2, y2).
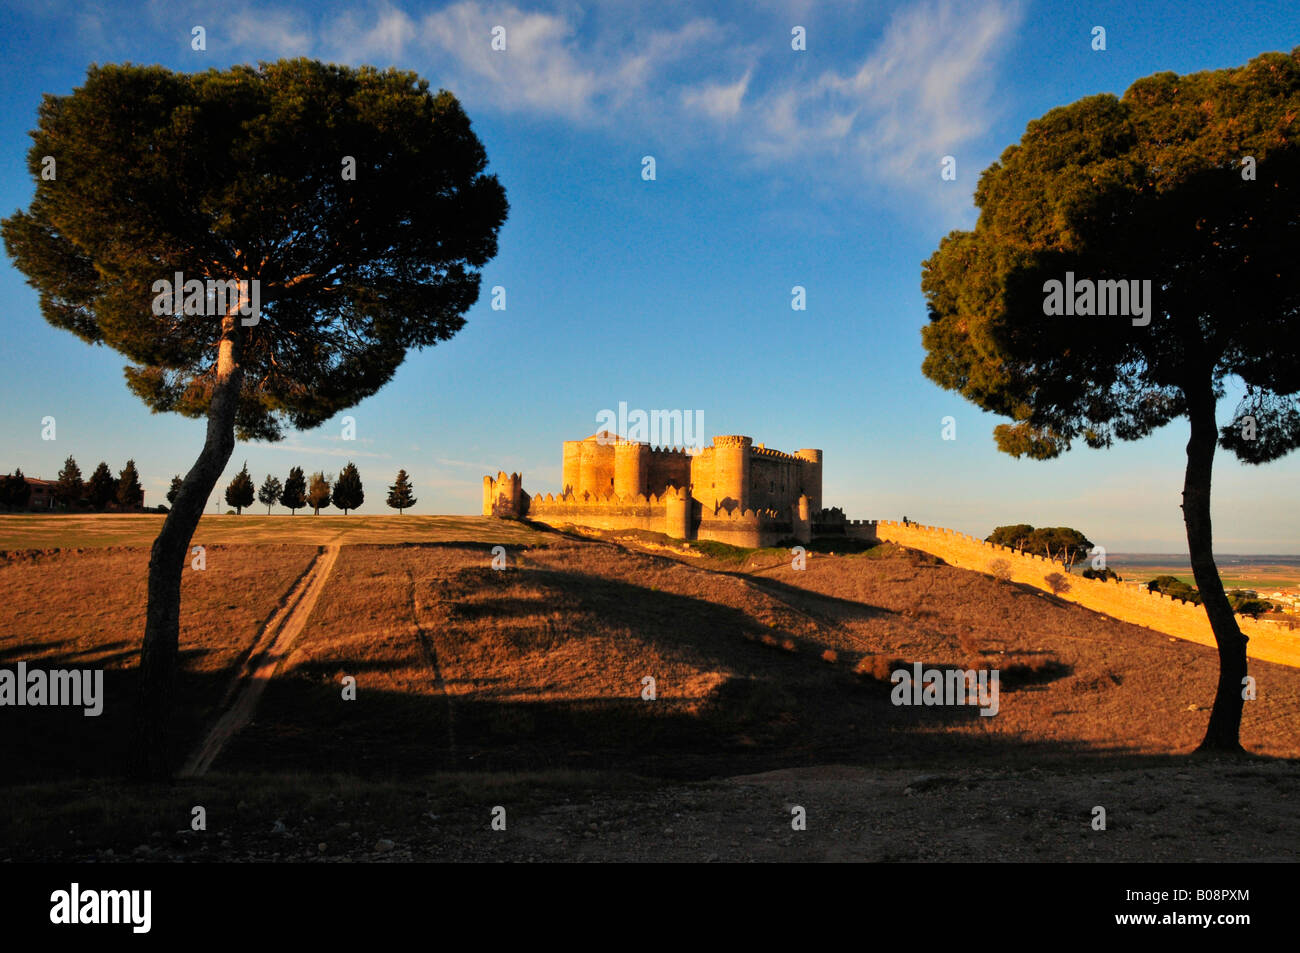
(483, 431, 834, 547)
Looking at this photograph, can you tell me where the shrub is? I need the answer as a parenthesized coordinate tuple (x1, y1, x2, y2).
(956, 630, 984, 664)
(1082, 567, 1121, 582)
(1043, 572, 1071, 595)
(987, 558, 1013, 581)
(854, 655, 904, 682)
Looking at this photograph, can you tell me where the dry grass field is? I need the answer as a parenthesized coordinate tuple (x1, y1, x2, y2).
(2, 515, 1298, 861)
(0, 544, 320, 781)
(0, 513, 546, 550)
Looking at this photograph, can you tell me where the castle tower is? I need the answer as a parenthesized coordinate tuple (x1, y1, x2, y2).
(665, 485, 692, 539)
(711, 435, 752, 512)
(578, 432, 617, 498)
(613, 440, 649, 498)
(795, 448, 823, 514)
(483, 471, 523, 517)
(561, 440, 582, 496)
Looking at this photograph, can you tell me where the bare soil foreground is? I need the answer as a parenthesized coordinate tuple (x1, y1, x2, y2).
(1, 516, 1297, 862)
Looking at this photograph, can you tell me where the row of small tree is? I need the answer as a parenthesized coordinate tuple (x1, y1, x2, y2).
(195, 463, 418, 515)
(985, 524, 1096, 572)
(0, 456, 146, 511)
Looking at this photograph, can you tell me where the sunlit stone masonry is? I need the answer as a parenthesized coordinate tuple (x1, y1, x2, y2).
(484, 431, 877, 547)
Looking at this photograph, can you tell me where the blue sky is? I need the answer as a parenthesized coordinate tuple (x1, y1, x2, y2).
(1, 0, 1297, 551)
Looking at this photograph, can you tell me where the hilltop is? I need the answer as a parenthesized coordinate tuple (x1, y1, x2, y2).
(1, 515, 1297, 861)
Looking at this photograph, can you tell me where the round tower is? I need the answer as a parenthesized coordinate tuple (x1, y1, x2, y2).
(579, 436, 616, 498)
(795, 448, 823, 514)
(613, 441, 649, 498)
(711, 435, 752, 511)
(665, 486, 691, 539)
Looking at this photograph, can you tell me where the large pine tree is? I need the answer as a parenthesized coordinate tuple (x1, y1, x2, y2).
(332, 462, 364, 514)
(386, 468, 417, 513)
(1, 60, 507, 777)
(919, 48, 1300, 752)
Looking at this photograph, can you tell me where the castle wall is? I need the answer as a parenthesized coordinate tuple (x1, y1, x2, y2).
(689, 448, 716, 506)
(750, 451, 802, 513)
(697, 508, 791, 547)
(792, 495, 811, 544)
(866, 520, 1300, 668)
(527, 491, 666, 535)
(646, 447, 691, 495)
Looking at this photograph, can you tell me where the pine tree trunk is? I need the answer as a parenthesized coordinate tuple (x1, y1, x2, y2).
(1183, 382, 1247, 754)
(129, 317, 244, 780)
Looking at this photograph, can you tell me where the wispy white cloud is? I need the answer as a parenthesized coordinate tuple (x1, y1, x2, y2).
(193, 0, 1021, 210)
(320, 2, 722, 121)
(327, 0, 416, 64)
(742, 0, 1023, 191)
(226, 7, 314, 56)
(682, 69, 751, 120)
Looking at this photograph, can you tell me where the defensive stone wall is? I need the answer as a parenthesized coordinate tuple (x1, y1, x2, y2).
(526, 485, 796, 547)
(867, 519, 1299, 667)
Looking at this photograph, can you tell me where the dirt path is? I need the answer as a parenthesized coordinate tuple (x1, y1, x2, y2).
(179, 543, 342, 778)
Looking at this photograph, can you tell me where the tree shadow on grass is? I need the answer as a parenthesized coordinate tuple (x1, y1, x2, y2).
(0, 562, 1266, 794)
